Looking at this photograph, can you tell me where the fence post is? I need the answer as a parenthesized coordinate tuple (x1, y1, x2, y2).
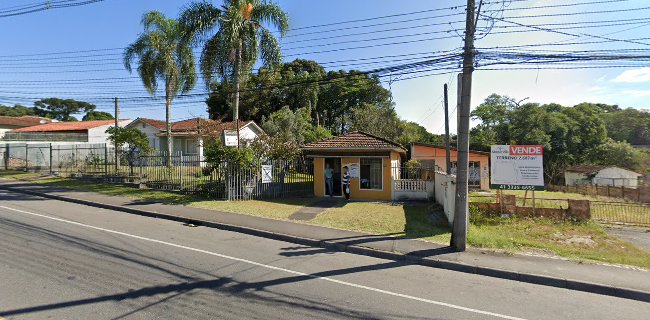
(24, 143, 28, 172)
(104, 144, 108, 175)
(49, 143, 53, 175)
(4, 144, 8, 169)
(179, 151, 183, 189)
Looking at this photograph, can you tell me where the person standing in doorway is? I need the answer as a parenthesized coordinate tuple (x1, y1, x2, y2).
(325, 162, 334, 197)
(342, 166, 351, 200)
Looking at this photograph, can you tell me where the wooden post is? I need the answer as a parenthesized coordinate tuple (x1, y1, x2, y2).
(532, 190, 536, 216)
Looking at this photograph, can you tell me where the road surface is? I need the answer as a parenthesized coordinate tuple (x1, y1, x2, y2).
(0, 189, 647, 320)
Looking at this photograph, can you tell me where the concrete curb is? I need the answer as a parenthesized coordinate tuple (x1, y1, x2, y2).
(2, 184, 649, 303)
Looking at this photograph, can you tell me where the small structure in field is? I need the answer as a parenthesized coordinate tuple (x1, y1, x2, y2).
(303, 131, 439, 201)
(564, 165, 642, 188)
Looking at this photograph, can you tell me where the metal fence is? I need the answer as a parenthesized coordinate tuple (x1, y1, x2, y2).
(590, 201, 650, 226)
(0, 142, 314, 201)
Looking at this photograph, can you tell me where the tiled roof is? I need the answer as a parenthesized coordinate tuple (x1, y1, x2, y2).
(303, 131, 406, 152)
(138, 117, 255, 135)
(0, 116, 53, 127)
(11, 120, 124, 132)
(565, 165, 608, 174)
(138, 118, 167, 130)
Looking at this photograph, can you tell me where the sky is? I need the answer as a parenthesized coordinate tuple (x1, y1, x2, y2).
(0, 0, 648, 135)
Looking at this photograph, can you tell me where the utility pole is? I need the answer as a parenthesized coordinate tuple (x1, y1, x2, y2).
(443, 84, 451, 175)
(114, 97, 119, 173)
(452, 0, 477, 252)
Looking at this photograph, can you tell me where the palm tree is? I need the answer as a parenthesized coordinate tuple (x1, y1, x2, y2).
(124, 11, 197, 165)
(180, 0, 288, 124)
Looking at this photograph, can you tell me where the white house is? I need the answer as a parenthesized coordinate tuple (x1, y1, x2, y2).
(126, 117, 264, 159)
(3, 119, 130, 144)
(564, 165, 642, 188)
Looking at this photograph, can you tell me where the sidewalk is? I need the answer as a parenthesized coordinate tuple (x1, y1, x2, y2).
(1, 179, 648, 302)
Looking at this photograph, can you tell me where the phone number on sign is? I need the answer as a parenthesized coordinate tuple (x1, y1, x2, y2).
(490, 184, 544, 191)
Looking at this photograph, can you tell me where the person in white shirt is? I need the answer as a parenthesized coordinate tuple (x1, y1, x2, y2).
(342, 166, 350, 200)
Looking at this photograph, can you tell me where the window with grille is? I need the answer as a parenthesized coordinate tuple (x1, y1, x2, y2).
(360, 158, 383, 190)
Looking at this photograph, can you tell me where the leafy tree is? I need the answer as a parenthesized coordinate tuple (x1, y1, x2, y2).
(348, 103, 401, 141)
(106, 126, 152, 175)
(0, 104, 38, 117)
(34, 98, 96, 121)
(602, 108, 650, 145)
(124, 11, 197, 165)
(397, 121, 441, 147)
(180, 0, 289, 124)
(83, 111, 114, 121)
(204, 142, 257, 167)
(588, 138, 644, 171)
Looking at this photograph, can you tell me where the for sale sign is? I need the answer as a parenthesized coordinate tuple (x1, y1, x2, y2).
(490, 145, 544, 191)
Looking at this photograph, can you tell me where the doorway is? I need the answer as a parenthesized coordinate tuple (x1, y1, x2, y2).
(324, 158, 342, 197)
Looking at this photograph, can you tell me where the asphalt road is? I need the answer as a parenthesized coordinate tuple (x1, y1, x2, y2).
(0, 189, 648, 320)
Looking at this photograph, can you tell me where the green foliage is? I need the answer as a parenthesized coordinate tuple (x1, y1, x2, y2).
(470, 94, 610, 183)
(601, 107, 650, 145)
(588, 138, 644, 170)
(204, 142, 257, 167)
(124, 11, 197, 159)
(106, 126, 152, 154)
(34, 98, 96, 121)
(256, 106, 332, 159)
(397, 121, 441, 147)
(179, 0, 289, 87)
(83, 111, 114, 121)
(0, 104, 38, 117)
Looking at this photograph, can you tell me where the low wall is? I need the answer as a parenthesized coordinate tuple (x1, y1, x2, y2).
(392, 180, 434, 201)
(434, 172, 456, 225)
(471, 195, 591, 221)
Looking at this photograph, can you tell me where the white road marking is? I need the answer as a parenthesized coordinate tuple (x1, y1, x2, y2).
(0, 204, 527, 320)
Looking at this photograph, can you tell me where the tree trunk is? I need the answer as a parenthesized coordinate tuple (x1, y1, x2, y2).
(165, 80, 173, 167)
(233, 40, 242, 123)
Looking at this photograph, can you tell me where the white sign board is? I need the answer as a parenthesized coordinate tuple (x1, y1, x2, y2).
(346, 163, 360, 178)
(490, 145, 544, 191)
(261, 165, 273, 183)
(223, 130, 239, 147)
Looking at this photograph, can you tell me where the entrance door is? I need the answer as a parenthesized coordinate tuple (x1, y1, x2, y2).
(324, 158, 342, 196)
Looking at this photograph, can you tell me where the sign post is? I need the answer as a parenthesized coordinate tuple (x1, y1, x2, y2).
(490, 145, 544, 191)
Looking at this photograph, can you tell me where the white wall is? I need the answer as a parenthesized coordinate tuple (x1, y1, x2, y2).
(564, 172, 588, 186)
(435, 172, 456, 225)
(594, 167, 640, 188)
(87, 120, 130, 144)
(127, 121, 161, 150)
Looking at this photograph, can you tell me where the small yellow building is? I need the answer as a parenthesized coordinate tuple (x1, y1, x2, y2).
(303, 131, 407, 201)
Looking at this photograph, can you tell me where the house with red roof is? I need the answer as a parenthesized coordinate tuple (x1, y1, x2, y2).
(127, 117, 264, 158)
(0, 116, 55, 138)
(4, 119, 130, 143)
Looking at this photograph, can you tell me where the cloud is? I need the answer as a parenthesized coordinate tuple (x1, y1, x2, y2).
(612, 68, 650, 83)
(622, 90, 650, 97)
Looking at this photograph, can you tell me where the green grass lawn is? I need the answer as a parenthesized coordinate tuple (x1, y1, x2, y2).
(2, 170, 649, 268)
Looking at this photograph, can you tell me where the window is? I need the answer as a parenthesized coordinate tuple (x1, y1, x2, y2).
(360, 158, 383, 190)
(450, 161, 481, 188)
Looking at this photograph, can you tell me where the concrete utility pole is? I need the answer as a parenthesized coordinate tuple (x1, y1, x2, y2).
(443, 84, 451, 175)
(452, 0, 477, 252)
(114, 97, 119, 172)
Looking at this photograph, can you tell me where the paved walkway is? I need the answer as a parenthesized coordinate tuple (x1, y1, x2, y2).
(606, 225, 650, 251)
(288, 197, 342, 221)
(0, 179, 648, 301)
